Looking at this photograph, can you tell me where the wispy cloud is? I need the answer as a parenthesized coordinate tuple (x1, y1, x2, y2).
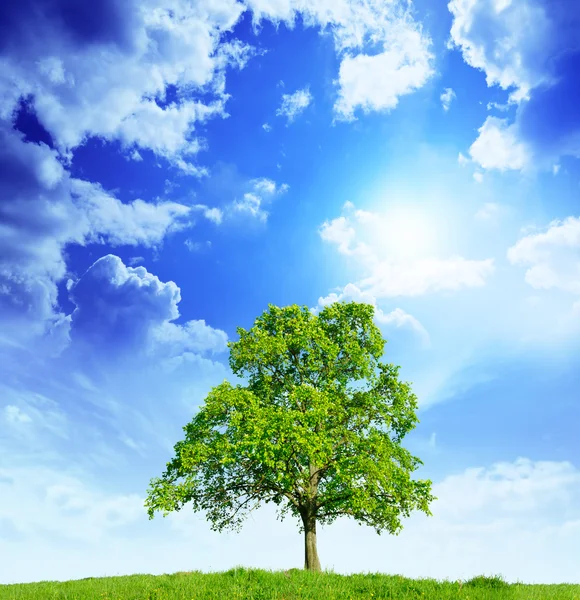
(231, 177, 289, 222)
(440, 87, 456, 111)
(276, 87, 312, 123)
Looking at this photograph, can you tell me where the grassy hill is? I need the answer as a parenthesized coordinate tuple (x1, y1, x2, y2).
(1, 569, 579, 599)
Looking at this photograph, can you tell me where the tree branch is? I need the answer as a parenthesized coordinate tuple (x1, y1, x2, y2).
(225, 490, 263, 524)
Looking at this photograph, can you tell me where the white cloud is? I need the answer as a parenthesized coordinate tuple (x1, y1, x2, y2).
(0, 0, 250, 172)
(487, 101, 510, 112)
(0, 126, 192, 339)
(149, 320, 228, 357)
(449, 0, 580, 171)
(233, 193, 262, 220)
(246, 0, 433, 120)
(230, 177, 289, 222)
(457, 152, 470, 166)
(318, 216, 357, 254)
(262, 122, 272, 132)
(0, 465, 143, 544)
(377, 307, 430, 343)
(334, 28, 433, 120)
(69, 254, 229, 360)
(4, 405, 32, 425)
(276, 87, 312, 123)
(440, 87, 456, 111)
(73, 180, 192, 245)
(114, 99, 225, 170)
(473, 171, 484, 183)
(474, 202, 500, 221)
(319, 204, 495, 297)
(184, 239, 212, 253)
(0, 251, 231, 491)
(433, 458, 580, 520)
(507, 216, 580, 295)
(320, 457, 580, 583)
(357, 257, 495, 297)
(448, 0, 552, 102)
(469, 117, 531, 171)
(192, 204, 223, 225)
(3, 457, 580, 584)
(252, 178, 278, 195)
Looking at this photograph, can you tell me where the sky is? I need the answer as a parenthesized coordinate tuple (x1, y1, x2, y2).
(1, 0, 579, 587)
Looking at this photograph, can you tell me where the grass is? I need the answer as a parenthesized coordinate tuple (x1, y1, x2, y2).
(1, 569, 579, 600)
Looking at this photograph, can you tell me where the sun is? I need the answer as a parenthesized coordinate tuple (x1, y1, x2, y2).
(367, 206, 438, 260)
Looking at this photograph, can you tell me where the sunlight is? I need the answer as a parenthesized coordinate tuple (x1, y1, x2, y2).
(366, 206, 439, 260)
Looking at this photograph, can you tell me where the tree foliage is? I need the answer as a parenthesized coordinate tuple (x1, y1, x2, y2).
(145, 301, 436, 570)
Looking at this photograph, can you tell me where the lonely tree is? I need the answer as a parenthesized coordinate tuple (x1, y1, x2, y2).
(145, 301, 435, 571)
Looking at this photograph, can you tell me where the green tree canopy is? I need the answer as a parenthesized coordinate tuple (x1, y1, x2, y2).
(145, 301, 436, 571)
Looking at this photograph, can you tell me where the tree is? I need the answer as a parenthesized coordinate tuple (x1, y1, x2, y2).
(145, 301, 436, 572)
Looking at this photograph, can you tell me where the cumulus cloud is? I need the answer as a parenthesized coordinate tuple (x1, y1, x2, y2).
(246, 0, 433, 121)
(276, 87, 312, 123)
(69, 255, 179, 350)
(68, 255, 228, 359)
(0, 125, 193, 339)
(440, 87, 456, 111)
(319, 203, 494, 297)
(0, 251, 230, 498)
(231, 177, 289, 222)
(507, 216, 580, 296)
(318, 215, 358, 254)
(150, 320, 228, 357)
(469, 117, 531, 171)
(317, 282, 431, 346)
(334, 26, 433, 120)
(113, 99, 225, 172)
(448, 0, 552, 102)
(1, 0, 435, 172)
(73, 179, 192, 245)
(450, 0, 580, 170)
(0, 0, 250, 172)
(0, 0, 434, 169)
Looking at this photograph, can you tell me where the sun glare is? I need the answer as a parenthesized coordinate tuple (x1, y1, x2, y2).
(368, 207, 438, 260)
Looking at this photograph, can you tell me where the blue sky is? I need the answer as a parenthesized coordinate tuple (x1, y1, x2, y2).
(1, 0, 579, 586)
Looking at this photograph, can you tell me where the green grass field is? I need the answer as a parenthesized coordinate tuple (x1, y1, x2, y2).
(1, 569, 579, 600)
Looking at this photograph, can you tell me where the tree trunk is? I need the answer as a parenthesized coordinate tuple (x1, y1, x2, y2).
(303, 513, 322, 572)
